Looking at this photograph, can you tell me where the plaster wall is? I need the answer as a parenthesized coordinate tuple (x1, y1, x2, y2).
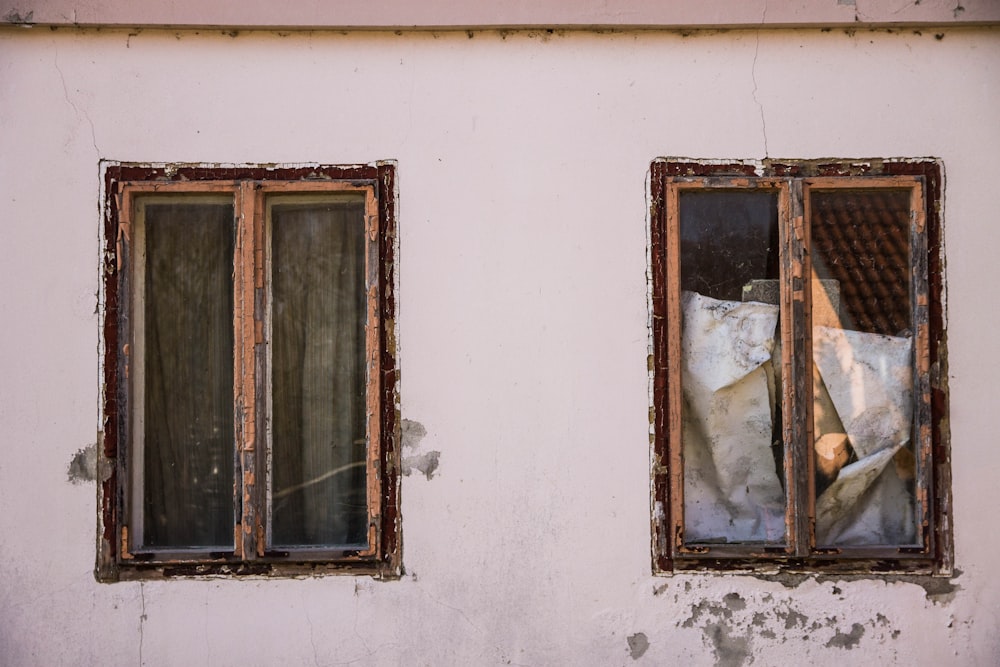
(0, 25, 998, 666)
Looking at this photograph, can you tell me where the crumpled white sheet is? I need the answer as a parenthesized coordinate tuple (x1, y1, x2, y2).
(812, 326, 915, 545)
(681, 291, 916, 546)
(681, 292, 785, 542)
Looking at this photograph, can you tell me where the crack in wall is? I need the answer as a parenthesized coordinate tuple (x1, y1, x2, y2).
(138, 583, 146, 667)
(352, 586, 374, 662)
(301, 599, 319, 667)
(751, 1, 770, 158)
(54, 43, 100, 157)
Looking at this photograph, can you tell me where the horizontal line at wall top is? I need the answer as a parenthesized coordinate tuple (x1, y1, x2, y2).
(2, 0, 998, 30)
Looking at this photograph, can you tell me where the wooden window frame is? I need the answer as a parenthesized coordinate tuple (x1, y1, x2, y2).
(649, 158, 951, 575)
(97, 163, 401, 581)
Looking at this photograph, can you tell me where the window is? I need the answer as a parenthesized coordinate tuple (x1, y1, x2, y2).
(98, 163, 400, 580)
(649, 159, 950, 573)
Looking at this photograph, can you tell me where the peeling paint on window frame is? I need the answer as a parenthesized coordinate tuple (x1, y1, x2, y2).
(648, 157, 952, 576)
(96, 162, 402, 582)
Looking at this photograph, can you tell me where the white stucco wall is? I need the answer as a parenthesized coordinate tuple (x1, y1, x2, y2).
(0, 25, 998, 666)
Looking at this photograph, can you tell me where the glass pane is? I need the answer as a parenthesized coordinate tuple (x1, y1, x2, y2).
(270, 197, 368, 548)
(140, 200, 235, 548)
(679, 191, 786, 544)
(810, 189, 917, 546)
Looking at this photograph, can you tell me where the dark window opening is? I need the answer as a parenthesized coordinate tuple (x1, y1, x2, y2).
(98, 164, 400, 581)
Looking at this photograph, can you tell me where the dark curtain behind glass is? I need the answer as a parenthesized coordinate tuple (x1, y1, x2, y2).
(142, 202, 235, 548)
(271, 201, 368, 548)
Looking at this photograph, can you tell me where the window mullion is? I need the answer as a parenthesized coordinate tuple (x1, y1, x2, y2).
(253, 184, 267, 558)
(234, 181, 259, 560)
(783, 179, 813, 556)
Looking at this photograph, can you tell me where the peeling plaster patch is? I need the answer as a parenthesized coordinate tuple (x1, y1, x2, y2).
(67, 443, 97, 484)
(401, 451, 440, 480)
(626, 632, 649, 660)
(678, 591, 900, 654)
(751, 572, 813, 588)
(752, 611, 777, 639)
(776, 607, 808, 630)
(817, 572, 962, 604)
(705, 622, 751, 667)
(723, 593, 746, 611)
(680, 597, 755, 665)
(914, 572, 961, 604)
(752, 572, 962, 604)
(401, 418, 427, 449)
(400, 419, 441, 480)
(825, 622, 865, 649)
(399, 419, 441, 479)
(682, 600, 732, 628)
(3, 9, 33, 24)
(874, 614, 901, 640)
